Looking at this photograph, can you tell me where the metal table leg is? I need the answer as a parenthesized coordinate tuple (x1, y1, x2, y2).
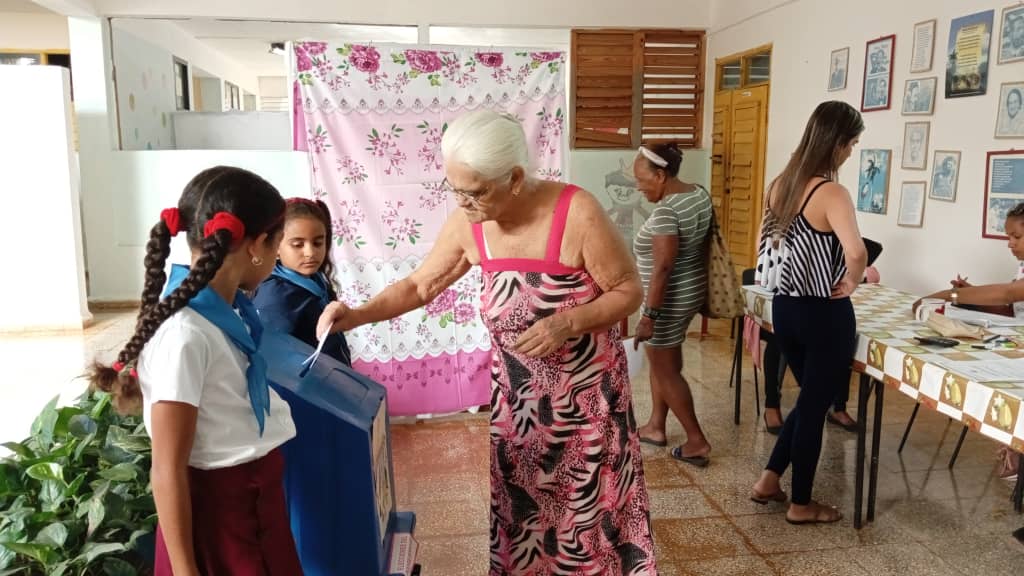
(854, 373, 870, 529)
(898, 403, 919, 453)
(1014, 453, 1024, 513)
(733, 317, 744, 425)
(867, 377, 885, 522)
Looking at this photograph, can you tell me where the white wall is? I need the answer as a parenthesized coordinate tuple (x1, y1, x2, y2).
(706, 0, 1021, 295)
(173, 111, 290, 150)
(111, 25, 178, 149)
(0, 66, 91, 331)
(0, 12, 69, 50)
(91, 0, 712, 28)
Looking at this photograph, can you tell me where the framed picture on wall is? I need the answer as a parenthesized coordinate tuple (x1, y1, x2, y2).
(998, 4, 1024, 64)
(901, 122, 930, 170)
(911, 19, 937, 73)
(862, 35, 895, 111)
(946, 9, 995, 98)
(898, 181, 927, 227)
(983, 150, 1024, 239)
(828, 47, 849, 91)
(857, 149, 891, 214)
(930, 150, 961, 202)
(995, 81, 1024, 138)
(902, 77, 937, 115)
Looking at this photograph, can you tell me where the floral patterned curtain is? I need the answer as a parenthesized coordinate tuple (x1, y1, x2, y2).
(294, 42, 567, 415)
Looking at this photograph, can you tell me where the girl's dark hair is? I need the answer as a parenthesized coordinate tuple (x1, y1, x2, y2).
(642, 142, 684, 178)
(771, 100, 864, 235)
(1008, 202, 1024, 222)
(90, 166, 285, 413)
(284, 198, 340, 301)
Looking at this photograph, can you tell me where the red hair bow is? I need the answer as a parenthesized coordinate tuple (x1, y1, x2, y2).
(203, 212, 246, 245)
(161, 208, 182, 236)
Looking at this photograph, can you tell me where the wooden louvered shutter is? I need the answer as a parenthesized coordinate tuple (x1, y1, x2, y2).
(570, 31, 636, 148)
(640, 31, 704, 148)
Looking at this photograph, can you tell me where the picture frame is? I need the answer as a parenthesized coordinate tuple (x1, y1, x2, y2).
(998, 4, 1024, 64)
(946, 9, 995, 98)
(857, 149, 891, 215)
(902, 77, 937, 115)
(901, 122, 930, 170)
(983, 150, 1024, 240)
(911, 19, 936, 73)
(828, 47, 850, 91)
(898, 181, 927, 227)
(994, 81, 1024, 139)
(862, 35, 895, 112)
(930, 150, 961, 202)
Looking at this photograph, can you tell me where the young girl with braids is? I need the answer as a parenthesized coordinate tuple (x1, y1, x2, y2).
(252, 198, 351, 365)
(89, 166, 303, 576)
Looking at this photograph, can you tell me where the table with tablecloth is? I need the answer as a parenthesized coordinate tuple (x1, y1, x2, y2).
(735, 283, 1024, 528)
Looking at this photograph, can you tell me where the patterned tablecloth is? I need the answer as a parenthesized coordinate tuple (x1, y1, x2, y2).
(743, 284, 1024, 451)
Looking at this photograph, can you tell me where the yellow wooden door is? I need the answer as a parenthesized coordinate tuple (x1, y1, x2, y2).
(724, 84, 769, 270)
(710, 90, 732, 241)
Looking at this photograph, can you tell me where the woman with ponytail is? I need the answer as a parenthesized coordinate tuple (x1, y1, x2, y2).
(88, 166, 302, 575)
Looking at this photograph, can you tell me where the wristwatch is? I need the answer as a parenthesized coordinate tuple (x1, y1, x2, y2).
(642, 306, 661, 320)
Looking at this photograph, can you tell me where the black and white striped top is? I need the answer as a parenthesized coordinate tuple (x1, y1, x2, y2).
(756, 179, 847, 298)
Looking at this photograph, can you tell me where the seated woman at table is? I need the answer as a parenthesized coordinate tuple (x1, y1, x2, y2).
(915, 202, 1024, 479)
(750, 101, 867, 525)
(762, 238, 882, 435)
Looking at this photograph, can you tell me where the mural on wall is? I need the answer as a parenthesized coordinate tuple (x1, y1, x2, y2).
(112, 27, 176, 151)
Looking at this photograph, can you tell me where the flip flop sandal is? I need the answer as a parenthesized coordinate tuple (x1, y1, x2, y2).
(670, 446, 709, 468)
(750, 489, 788, 505)
(785, 505, 843, 525)
(639, 436, 668, 447)
(826, 413, 859, 433)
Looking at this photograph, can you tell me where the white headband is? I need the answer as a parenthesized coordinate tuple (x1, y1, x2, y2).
(638, 146, 668, 168)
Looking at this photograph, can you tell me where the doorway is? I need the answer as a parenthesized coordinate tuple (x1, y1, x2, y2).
(711, 45, 771, 271)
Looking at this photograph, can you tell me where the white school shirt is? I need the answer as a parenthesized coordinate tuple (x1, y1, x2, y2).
(137, 308, 296, 470)
(1015, 262, 1024, 319)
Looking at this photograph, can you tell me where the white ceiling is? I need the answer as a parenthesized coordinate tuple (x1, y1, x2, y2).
(0, 0, 54, 13)
(171, 19, 418, 77)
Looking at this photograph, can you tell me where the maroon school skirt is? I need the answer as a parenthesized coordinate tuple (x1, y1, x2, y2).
(154, 448, 302, 575)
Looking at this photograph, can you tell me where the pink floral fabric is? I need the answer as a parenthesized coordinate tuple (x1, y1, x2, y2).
(294, 42, 567, 415)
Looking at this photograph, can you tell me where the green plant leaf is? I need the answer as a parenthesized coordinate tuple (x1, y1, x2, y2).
(38, 480, 66, 513)
(0, 541, 56, 566)
(77, 542, 124, 564)
(87, 497, 105, 538)
(53, 407, 85, 439)
(47, 561, 69, 576)
(1, 443, 34, 460)
(26, 463, 63, 483)
(89, 394, 111, 421)
(102, 557, 136, 576)
(67, 416, 97, 440)
(72, 433, 94, 463)
(98, 464, 137, 483)
(34, 523, 67, 549)
(0, 543, 14, 571)
(31, 397, 60, 450)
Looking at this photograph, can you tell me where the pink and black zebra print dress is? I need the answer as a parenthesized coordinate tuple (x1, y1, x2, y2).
(473, 185, 657, 576)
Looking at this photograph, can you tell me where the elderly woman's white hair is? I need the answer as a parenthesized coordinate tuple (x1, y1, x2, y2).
(441, 110, 530, 181)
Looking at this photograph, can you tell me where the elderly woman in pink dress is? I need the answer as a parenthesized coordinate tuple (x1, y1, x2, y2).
(318, 110, 657, 575)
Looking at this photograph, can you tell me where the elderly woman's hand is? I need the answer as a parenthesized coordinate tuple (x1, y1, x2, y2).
(515, 314, 575, 358)
(316, 301, 354, 339)
(633, 317, 654, 349)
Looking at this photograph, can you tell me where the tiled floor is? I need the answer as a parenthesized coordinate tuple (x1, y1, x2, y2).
(3, 315, 1023, 575)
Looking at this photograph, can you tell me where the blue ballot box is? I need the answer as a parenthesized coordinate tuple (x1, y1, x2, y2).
(262, 331, 419, 576)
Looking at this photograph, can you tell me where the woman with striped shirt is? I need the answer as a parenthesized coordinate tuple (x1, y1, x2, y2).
(632, 143, 714, 467)
(751, 101, 867, 524)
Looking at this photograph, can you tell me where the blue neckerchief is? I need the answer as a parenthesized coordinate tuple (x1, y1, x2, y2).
(163, 264, 271, 436)
(271, 263, 330, 307)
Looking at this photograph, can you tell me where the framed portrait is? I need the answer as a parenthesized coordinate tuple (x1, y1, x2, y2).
(898, 181, 927, 227)
(902, 77, 937, 115)
(930, 150, 961, 202)
(901, 122, 930, 170)
(995, 81, 1024, 139)
(857, 149, 891, 214)
(983, 150, 1024, 239)
(946, 9, 995, 98)
(998, 4, 1024, 64)
(828, 47, 849, 91)
(862, 35, 895, 112)
(911, 19, 937, 73)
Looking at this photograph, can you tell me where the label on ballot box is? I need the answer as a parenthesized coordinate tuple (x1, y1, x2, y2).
(373, 398, 393, 547)
(388, 532, 419, 576)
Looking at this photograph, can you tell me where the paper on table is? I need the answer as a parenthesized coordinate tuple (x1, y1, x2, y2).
(943, 306, 1024, 328)
(930, 357, 1024, 383)
(299, 334, 327, 377)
